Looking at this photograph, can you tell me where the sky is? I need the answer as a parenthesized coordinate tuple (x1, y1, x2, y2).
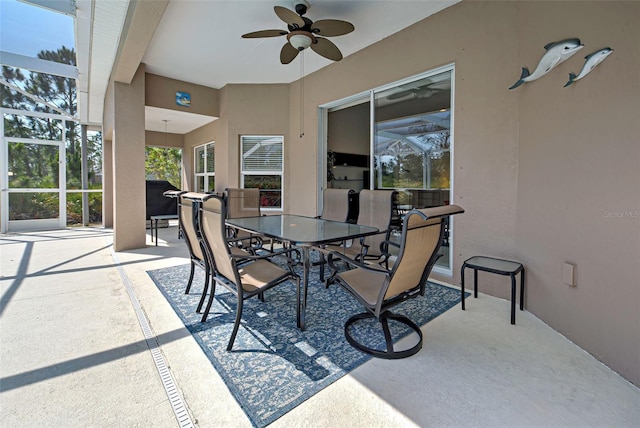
(0, 0, 75, 58)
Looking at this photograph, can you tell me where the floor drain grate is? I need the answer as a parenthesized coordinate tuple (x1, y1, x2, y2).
(111, 249, 195, 428)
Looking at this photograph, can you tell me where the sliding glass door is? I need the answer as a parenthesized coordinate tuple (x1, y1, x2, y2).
(373, 68, 453, 271)
(320, 65, 454, 273)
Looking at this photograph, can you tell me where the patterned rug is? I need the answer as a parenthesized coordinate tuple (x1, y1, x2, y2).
(147, 260, 463, 427)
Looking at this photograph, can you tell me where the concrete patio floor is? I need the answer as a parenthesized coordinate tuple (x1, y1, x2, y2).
(1, 226, 639, 427)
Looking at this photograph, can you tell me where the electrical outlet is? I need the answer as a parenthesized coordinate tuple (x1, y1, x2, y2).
(562, 262, 576, 286)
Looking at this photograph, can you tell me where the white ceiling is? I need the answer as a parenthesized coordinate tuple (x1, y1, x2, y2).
(142, 0, 460, 89)
(145, 106, 217, 134)
(82, 0, 460, 133)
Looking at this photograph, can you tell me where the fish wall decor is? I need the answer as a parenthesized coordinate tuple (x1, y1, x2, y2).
(564, 47, 614, 87)
(509, 38, 584, 89)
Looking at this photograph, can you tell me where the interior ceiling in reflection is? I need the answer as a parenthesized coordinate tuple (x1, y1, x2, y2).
(375, 110, 450, 158)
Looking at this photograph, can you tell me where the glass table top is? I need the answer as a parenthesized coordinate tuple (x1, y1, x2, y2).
(226, 215, 378, 245)
(463, 256, 523, 274)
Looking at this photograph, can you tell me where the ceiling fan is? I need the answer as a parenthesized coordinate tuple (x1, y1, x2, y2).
(387, 80, 450, 101)
(241, 1, 355, 64)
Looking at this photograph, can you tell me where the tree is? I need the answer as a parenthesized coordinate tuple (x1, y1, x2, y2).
(2, 46, 102, 222)
(145, 146, 182, 189)
(2, 46, 82, 187)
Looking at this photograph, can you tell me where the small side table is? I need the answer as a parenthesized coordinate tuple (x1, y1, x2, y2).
(461, 256, 525, 324)
(150, 214, 179, 246)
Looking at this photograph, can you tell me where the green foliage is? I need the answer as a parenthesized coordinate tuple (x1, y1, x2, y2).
(9, 193, 59, 220)
(145, 147, 182, 189)
(376, 151, 450, 190)
(243, 176, 282, 208)
(2, 46, 104, 224)
(66, 192, 103, 224)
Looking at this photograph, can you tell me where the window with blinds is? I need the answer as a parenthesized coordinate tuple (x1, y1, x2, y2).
(240, 136, 283, 210)
(194, 142, 214, 192)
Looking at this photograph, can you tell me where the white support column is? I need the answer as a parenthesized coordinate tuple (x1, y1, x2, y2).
(0, 112, 7, 233)
(59, 120, 67, 229)
(81, 124, 89, 225)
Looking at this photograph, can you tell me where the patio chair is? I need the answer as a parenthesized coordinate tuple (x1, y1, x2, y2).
(326, 204, 464, 359)
(163, 189, 186, 239)
(318, 188, 354, 222)
(314, 188, 354, 280)
(197, 194, 300, 351)
(225, 188, 265, 252)
(322, 190, 397, 281)
(178, 192, 212, 313)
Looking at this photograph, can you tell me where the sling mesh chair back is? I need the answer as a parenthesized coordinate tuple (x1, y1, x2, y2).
(163, 189, 185, 239)
(327, 189, 397, 262)
(327, 204, 464, 359)
(355, 189, 398, 259)
(315, 188, 354, 280)
(225, 188, 264, 251)
(320, 188, 354, 222)
(198, 194, 300, 351)
(178, 192, 212, 313)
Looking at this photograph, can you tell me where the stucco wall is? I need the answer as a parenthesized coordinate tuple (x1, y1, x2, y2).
(183, 84, 290, 196)
(111, 0, 639, 385)
(284, 1, 639, 385)
(112, 64, 147, 251)
(145, 130, 184, 149)
(145, 72, 219, 117)
(513, 1, 640, 387)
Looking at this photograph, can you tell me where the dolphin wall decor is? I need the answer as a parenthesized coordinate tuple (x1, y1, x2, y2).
(564, 47, 614, 87)
(509, 38, 584, 89)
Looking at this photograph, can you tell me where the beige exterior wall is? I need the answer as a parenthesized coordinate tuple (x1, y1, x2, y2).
(111, 64, 147, 251)
(514, 1, 639, 387)
(183, 121, 219, 191)
(145, 72, 219, 117)
(102, 138, 113, 228)
(145, 130, 184, 149)
(183, 84, 290, 196)
(107, 0, 639, 385)
(283, 0, 639, 385)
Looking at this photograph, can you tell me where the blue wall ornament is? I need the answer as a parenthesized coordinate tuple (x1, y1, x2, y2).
(176, 91, 191, 107)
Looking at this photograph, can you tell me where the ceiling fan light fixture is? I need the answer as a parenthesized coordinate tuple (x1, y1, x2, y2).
(242, 1, 352, 63)
(288, 33, 313, 51)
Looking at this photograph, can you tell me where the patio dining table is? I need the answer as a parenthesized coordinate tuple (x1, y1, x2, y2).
(225, 214, 379, 330)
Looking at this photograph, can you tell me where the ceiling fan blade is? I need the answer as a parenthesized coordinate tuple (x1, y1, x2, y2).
(311, 37, 343, 61)
(274, 6, 305, 28)
(311, 20, 355, 37)
(242, 29, 287, 39)
(280, 43, 300, 64)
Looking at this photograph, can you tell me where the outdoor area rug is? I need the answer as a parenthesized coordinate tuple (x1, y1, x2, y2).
(147, 260, 464, 427)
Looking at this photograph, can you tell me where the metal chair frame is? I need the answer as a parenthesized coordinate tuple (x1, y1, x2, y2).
(327, 205, 464, 359)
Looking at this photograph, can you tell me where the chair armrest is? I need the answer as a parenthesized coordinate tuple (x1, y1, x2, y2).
(380, 238, 400, 254)
(327, 250, 388, 274)
(378, 238, 400, 270)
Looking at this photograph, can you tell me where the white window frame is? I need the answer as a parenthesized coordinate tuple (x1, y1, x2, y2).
(194, 141, 214, 192)
(240, 135, 284, 211)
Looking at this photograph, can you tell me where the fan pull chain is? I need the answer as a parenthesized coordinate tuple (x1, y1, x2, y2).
(299, 51, 305, 138)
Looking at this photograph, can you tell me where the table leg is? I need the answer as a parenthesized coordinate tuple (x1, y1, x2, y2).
(473, 269, 478, 298)
(520, 270, 525, 310)
(297, 246, 311, 330)
(155, 219, 158, 246)
(461, 264, 466, 310)
(511, 274, 516, 325)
